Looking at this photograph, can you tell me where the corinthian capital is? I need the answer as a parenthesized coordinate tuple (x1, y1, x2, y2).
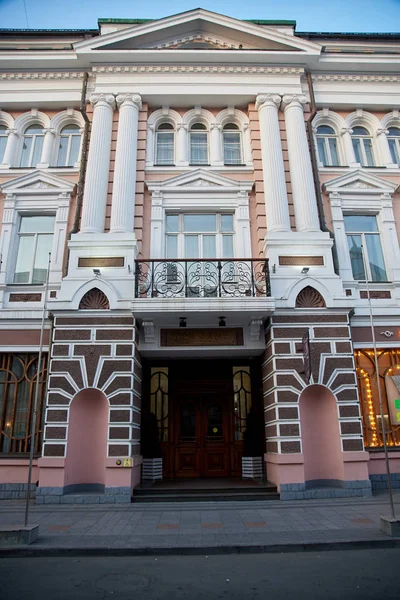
(255, 94, 281, 111)
(89, 94, 116, 110)
(281, 95, 307, 111)
(116, 93, 142, 110)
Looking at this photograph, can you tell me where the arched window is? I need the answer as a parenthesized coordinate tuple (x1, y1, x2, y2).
(223, 123, 242, 165)
(155, 123, 174, 165)
(190, 123, 208, 165)
(20, 124, 44, 168)
(57, 124, 81, 167)
(387, 127, 400, 166)
(351, 126, 375, 167)
(0, 125, 7, 164)
(315, 125, 339, 166)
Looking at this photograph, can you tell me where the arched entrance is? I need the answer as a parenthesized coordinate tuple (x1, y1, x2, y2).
(64, 388, 109, 492)
(299, 384, 344, 486)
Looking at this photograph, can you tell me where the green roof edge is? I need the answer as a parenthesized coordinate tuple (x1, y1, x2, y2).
(97, 18, 297, 26)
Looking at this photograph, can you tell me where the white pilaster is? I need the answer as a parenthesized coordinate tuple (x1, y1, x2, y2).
(255, 94, 291, 233)
(150, 191, 164, 258)
(0, 129, 19, 168)
(282, 95, 320, 233)
(110, 93, 142, 234)
(341, 127, 359, 167)
(80, 94, 115, 234)
(145, 124, 155, 167)
(377, 128, 398, 168)
(243, 123, 252, 166)
(176, 123, 188, 166)
(37, 127, 55, 168)
(210, 122, 223, 166)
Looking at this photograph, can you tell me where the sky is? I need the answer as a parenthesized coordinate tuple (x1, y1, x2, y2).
(0, 0, 400, 32)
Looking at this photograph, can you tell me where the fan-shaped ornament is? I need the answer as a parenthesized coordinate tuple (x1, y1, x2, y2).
(79, 288, 110, 310)
(295, 286, 326, 308)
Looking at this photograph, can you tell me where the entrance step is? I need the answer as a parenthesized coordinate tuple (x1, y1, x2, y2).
(132, 483, 279, 503)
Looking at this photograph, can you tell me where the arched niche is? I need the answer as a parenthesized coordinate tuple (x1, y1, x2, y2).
(79, 287, 110, 310)
(296, 286, 326, 308)
(64, 388, 109, 492)
(299, 384, 344, 486)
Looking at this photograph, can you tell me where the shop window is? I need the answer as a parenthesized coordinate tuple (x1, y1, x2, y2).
(344, 215, 387, 282)
(0, 353, 48, 454)
(14, 215, 55, 284)
(233, 366, 252, 441)
(150, 367, 169, 442)
(355, 349, 400, 448)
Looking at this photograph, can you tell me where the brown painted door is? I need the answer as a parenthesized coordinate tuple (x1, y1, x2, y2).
(175, 392, 230, 478)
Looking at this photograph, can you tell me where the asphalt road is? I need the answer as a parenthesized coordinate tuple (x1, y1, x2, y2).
(0, 548, 399, 599)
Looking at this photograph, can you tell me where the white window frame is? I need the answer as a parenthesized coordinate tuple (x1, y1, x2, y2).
(387, 127, 400, 166)
(165, 212, 235, 259)
(57, 125, 82, 167)
(324, 171, 400, 286)
(0, 171, 75, 299)
(189, 124, 209, 166)
(14, 215, 56, 284)
(20, 125, 44, 168)
(351, 127, 375, 167)
(222, 126, 242, 165)
(315, 126, 340, 167)
(343, 215, 387, 282)
(155, 125, 175, 166)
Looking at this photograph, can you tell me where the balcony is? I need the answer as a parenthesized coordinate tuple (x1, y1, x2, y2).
(134, 259, 271, 299)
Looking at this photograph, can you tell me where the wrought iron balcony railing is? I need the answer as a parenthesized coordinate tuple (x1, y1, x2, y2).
(134, 259, 271, 299)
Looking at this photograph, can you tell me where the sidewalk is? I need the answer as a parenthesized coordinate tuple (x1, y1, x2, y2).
(1, 492, 400, 556)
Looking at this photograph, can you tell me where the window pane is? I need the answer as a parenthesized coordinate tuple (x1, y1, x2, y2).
(190, 132, 208, 164)
(69, 134, 81, 165)
(184, 214, 216, 232)
(20, 216, 55, 234)
(223, 132, 241, 164)
(347, 234, 365, 280)
(20, 136, 33, 167)
(203, 235, 216, 258)
(166, 235, 177, 258)
(344, 215, 378, 233)
(0, 134, 7, 163)
(166, 214, 179, 232)
(388, 127, 400, 137)
(352, 138, 363, 165)
(363, 139, 375, 166)
(61, 124, 80, 134)
(317, 125, 335, 135)
(31, 136, 44, 167)
(317, 138, 328, 165)
(221, 214, 233, 232)
(14, 236, 34, 283)
(222, 235, 234, 258)
(366, 234, 387, 282)
(184, 235, 199, 258)
(32, 234, 52, 284)
(156, 132, 174, 165)
(328, 138, 339, 165)
(57, 136, 69, 167)
(388, 139, 399, 165)
(352, 127, 369, 136)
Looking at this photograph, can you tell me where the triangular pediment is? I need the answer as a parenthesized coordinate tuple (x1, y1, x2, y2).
(146, 168, 253, 192)
(0, 170, 76, 193)
(324, 170, 398, 194)
(76, 9, 321, 55)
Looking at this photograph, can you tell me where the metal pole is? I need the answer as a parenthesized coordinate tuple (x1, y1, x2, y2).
(361, 244, 396, 519)
(24, 253, 51, 527)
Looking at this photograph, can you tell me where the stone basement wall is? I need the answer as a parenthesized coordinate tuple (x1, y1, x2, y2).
(37, 313, 141, 504)
(262, 312, 371, 500)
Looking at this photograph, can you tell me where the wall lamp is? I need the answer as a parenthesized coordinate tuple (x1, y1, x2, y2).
(301, 267, 310, 275)
(93, 268, 101, 277)
(179, 317, 187, 328)
(219, 316, 226, 327)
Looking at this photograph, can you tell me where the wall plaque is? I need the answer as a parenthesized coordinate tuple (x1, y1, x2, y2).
(279, 256, 324, 266)
(78, 257, 125, 268)
(9, 293, 42, 302)
(160, 328, 244, 347)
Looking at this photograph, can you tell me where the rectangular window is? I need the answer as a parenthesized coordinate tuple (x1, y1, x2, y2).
(344, 215, 387, 282)
(14, 215, 55, 284)
(190, 133, 208, 165)
(155, 132, 174, 165)
(165, 213, 234, 258)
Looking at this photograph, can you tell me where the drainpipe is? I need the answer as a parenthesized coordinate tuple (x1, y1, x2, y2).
(305, 71, 340, 275)
(63, 71, 90, 276)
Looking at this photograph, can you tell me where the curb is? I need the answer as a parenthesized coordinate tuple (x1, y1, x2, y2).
(1, 538, 400, 557)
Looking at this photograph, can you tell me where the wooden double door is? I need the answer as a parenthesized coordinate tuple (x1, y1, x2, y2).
(175, 391, 230, 478)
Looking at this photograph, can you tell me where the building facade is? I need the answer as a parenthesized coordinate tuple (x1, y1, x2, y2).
(0, 9, 399, 502)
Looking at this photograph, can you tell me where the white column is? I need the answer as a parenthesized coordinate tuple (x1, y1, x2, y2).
(80, 94, 115, 234)
(110, 93, 142, 234)
(37, 127, 55, 168)
(0, 128, 19, 168)
(145, 124, 155, 167)
(210, 122, 223, 166)
(282, 95, 320, 233)
(255, 94, 291, 233)
(176, 123, 188, 166)
(377, 128, 397, 168)
(341, 127, 359, 167)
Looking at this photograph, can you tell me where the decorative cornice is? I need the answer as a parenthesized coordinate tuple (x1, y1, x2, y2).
(0, 72, 88, 81)
(92, 65, 304, 75)
(312, 73, 400, 83)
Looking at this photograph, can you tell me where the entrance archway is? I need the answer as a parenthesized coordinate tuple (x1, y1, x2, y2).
(299, 384, 344, 486)
(64, 388, 108, 492)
